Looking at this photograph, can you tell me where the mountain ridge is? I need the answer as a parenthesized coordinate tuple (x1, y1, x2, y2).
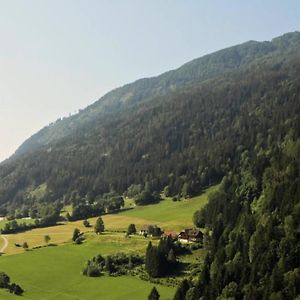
(10, 31, 300, 160)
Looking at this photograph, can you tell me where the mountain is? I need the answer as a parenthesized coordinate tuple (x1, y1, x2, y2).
(1, 31, 300, 299)
(12, 31, 300, 158)
(0, 31, 299, 207)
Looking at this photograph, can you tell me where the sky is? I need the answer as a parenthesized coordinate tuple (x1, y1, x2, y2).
(0, 0, 300, 162)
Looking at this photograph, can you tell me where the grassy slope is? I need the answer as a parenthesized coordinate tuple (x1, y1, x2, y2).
(0, 185, 218, 299)
(2, 185, 217, 255)
(117, 185, 218, 231)
(0, 241, 174, 300)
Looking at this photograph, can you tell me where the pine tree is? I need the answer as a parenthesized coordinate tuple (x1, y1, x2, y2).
(145, 242, 164, 278)
(173, 279, 190, 300)
(127, 223, 136, 235)
(167, 249, 176, 264)
(145, 242, 153, 276)
(148, 287, 160, 300)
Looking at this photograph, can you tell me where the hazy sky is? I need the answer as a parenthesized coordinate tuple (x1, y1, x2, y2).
(0, 0, 300, 162)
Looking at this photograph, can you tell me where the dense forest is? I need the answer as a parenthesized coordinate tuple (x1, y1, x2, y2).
(0, 32, 299, 214)
(190, 134, 300, 299)
(0, 32, 299, 298)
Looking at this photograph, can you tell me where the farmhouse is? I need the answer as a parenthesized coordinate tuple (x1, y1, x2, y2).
(178, 228, 203, 243)
(139, 224, 162, 237)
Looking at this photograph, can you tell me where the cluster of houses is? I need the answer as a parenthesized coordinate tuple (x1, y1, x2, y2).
(139, 224, 203, 243)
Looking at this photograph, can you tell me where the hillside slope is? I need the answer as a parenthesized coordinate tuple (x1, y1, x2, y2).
(0, 33, 299, 211)
(12, 31, 300, 158)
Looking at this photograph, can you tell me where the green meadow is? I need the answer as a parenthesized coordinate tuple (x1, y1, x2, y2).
(0, 185, 218, 299)
(119, 185, 218, 231)
(0, 237, 174, 299)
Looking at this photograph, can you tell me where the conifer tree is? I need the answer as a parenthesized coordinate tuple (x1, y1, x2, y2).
(127, 223, 136, 235)
(145, 242, 164, 278)
(148, 287, 160, 300)
(173, 279, 190, 300)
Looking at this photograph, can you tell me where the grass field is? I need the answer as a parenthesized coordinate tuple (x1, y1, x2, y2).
(114, 185, 218, 231)
(0, 240, 174, 299)
(2, 220, 92, 255)
(1, 185, 218, 255)
(0, 185, 218, 299)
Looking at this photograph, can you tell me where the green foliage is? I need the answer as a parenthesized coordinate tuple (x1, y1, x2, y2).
(70, 194, 124, 221)
(2, 32, 300, 215)
(0, 243, 174, 299)
(22, 242, 29, 250)
(217, 282, 238, 300)
(72, 228, 81, 242)
(148, 287, 160, 300)
(145, 242, 164, 278)
(126, 223, 136, 235)
(190, 133, 300, 298)
(125, 184, 143, 198)
(173, 279, 190, 300)
(83, 252, 144, 277)
(83, 219, 91, 227)
(1, 203, 60, 234)
(75, 235, 85, 245)
(94, 217, 105, 234)
(8, 283, 24, 295)
(134, 191, 161, 206)
(44, 235, 51, 245)
(145, 237, 179, 278)
(0, 272, 23, 296)
(0, 272, 10, 288)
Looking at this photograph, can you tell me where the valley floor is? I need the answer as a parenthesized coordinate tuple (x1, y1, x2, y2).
(0, 185, 217, 299)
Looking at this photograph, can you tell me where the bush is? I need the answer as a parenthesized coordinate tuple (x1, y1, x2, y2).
(83, 253, 144, 277)
(134, 191, 161, 206)
(9, 283, 24, 295)
(83, 219, 91, 227)
(75, 235, 85, 244)
(22, 242, 29, 250)
(0, 272, 10, 288)
(190, 243, 202, 251)
(72, 228, 81, 241)
(0, 272, 24, 296)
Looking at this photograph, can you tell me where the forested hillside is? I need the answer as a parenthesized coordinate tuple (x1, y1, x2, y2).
(191, 114, 300, 299)
(0, 32, 299, 214)
(11, 31, 300, 158)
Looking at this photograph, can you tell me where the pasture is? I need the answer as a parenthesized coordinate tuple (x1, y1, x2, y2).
(1, 185, 217, 255)
(0, 241, 174, 299)
(0, 186, 218, 299)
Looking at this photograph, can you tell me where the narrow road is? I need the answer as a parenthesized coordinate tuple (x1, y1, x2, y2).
(0, 235, 8, 253)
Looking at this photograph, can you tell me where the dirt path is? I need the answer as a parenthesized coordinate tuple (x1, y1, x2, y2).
(0, 235, 8, 253)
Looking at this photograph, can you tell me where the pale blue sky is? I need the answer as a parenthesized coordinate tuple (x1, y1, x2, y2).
(0, 0, 300, 161)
